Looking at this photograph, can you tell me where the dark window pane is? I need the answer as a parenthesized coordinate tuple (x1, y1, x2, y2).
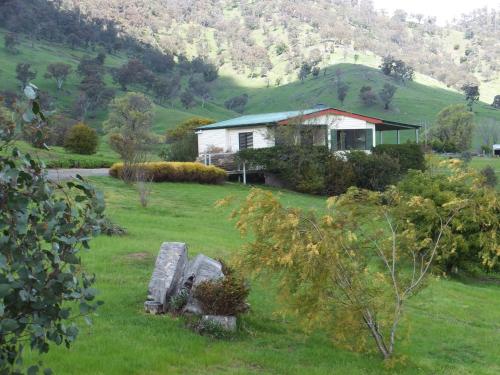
(239, 132, 253, 149)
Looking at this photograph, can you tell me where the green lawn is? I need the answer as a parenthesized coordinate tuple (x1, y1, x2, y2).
(28, 178, 500, 374)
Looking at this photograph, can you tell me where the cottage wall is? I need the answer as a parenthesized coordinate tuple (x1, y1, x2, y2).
(197, 125, 273, 154)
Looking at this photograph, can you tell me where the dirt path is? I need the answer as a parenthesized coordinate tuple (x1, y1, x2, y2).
(46, 168, 109, 181)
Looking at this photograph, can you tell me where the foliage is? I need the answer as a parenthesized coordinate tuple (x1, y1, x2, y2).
(0, 105, 104, 372)
(359, 85, 378, 106)
(373, 144, 425, 173)
(229, 182, 465, 359)
(180, 90, 196, 109)
(398, 160, 500, 273)
(64, 123, 98, 155)
(44, 63, 72, 91)
(379, 55, 414, 83)
(431, 104, 474, 152)
(15, 63, 36, 89)
(347, 151, 401, 191)
(461, 83, 480, 111)
(336, 81, 349, 105)
(164, 117, 214, 162)
(193, 262, 250, 316)
(109, 162, 227, 184)
(100, 218, 127, 237)
(105, 92, 154, 161)
(224, 94, 248, 113)
(4, 32, 19, 54)
(480, 165, 497, 188)
(378, 83, 397, 110)
(492, 95, 500, 109)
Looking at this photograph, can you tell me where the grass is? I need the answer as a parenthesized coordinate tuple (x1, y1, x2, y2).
(27, 178, 500, 374)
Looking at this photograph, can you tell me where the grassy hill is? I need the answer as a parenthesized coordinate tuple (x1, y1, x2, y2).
(1, 27, 500, 163)
(25, 178, 500, 374)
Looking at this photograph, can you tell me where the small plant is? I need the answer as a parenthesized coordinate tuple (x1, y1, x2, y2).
(169, 290, 189, 312)
(100, 218, 127, 236)
(193, 262, 250, 316)
(64, 123, 98, 154)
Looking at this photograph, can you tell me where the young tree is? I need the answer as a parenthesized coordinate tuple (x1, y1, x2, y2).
(164, 117, 215, 162)
(336, 81, 349, 105)
(45, 62, 72, 91)
(4, 32, 19, 54)
(298, 62, 311, 82)
(228, 175, 466, 359)
(461, 83, 480, 111)
(378, 83, 397, 110)
(431, 104, 474, 152)
(15, 63, 37, 89)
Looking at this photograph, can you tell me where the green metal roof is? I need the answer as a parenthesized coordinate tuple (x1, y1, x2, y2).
(196, 108, 325, 130)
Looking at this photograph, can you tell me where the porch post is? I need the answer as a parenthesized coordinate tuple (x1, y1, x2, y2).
(396, 130, 400, 145)
(380, 131, 383, 144)
(415, 128, 419, 144)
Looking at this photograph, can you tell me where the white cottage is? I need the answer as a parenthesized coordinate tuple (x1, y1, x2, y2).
(196, 107, 420, 158)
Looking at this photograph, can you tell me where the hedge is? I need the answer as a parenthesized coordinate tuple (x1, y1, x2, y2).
(109, 162, 227, 184)
(372, 143, 425, 172)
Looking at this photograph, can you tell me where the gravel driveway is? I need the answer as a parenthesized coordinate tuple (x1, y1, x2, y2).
(46, 168, 109, 181)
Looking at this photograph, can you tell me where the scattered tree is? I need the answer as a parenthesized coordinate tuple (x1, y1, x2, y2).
(379, 55, 414, 83)
(378, 83, 397, 110)
(4, 32, 19, 54)
(180, 90, 196, 109)
(492, 95, 500, 109)
(45, 62, 72, 91)
(298, 62, 312, 82)
(224, 94, 249, 113)
(15, 63, 37, 89)
(336, 81, 349, 105)
(461, 83, 480, 111)
(359, 85, 378, 106)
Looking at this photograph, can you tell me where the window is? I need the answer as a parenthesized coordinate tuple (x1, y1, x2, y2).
(239, 132, 253, 150)
(331, 129, 373, 151)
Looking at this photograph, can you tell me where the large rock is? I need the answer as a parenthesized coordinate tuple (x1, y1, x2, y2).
(183, 254, 224, 287)
(182, 254, 224, 315)
(146, 242, 188, 312)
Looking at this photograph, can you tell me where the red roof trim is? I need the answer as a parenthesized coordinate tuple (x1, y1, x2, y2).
(277, 108, 384, 125)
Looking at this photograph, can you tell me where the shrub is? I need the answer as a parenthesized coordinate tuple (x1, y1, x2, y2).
(347, 151, 401, 191)
(47, 115, 78, 146)
(193, 262, 250, 316)
(324, 155, 357, 195)
(109, 162, 227, 184)
(64, 123, 98, 154)
(480, 165, 497, 188)
(373, 143, 425, 172)
(100, 218, 127, 236)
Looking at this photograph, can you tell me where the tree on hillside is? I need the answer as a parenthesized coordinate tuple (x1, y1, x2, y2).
(336, 81, 349, 105)
(15, 63, 37, 89)
(112, 59, 149, 91)
(298, 62, 312, 82)
(45, 62, 72, 91)
(73, 74, 114, 119)
(180, 90, 196, 109)
(461, 83, 480, 111)
(359, 85, 378, 106)
(188, 74, 211, 108)
(152, 75, 181, 105)
(431, 104, 474, 152)
(224, 94, 249, 113)
(4, 32, 19, 54)
(379, 55, 414, 83)
(477, 119, 500, 152)
(378, 83, 397, 110)
(492, 95, 500, 109)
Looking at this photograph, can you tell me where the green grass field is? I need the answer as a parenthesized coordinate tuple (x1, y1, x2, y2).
(25, 178, 500, 374)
